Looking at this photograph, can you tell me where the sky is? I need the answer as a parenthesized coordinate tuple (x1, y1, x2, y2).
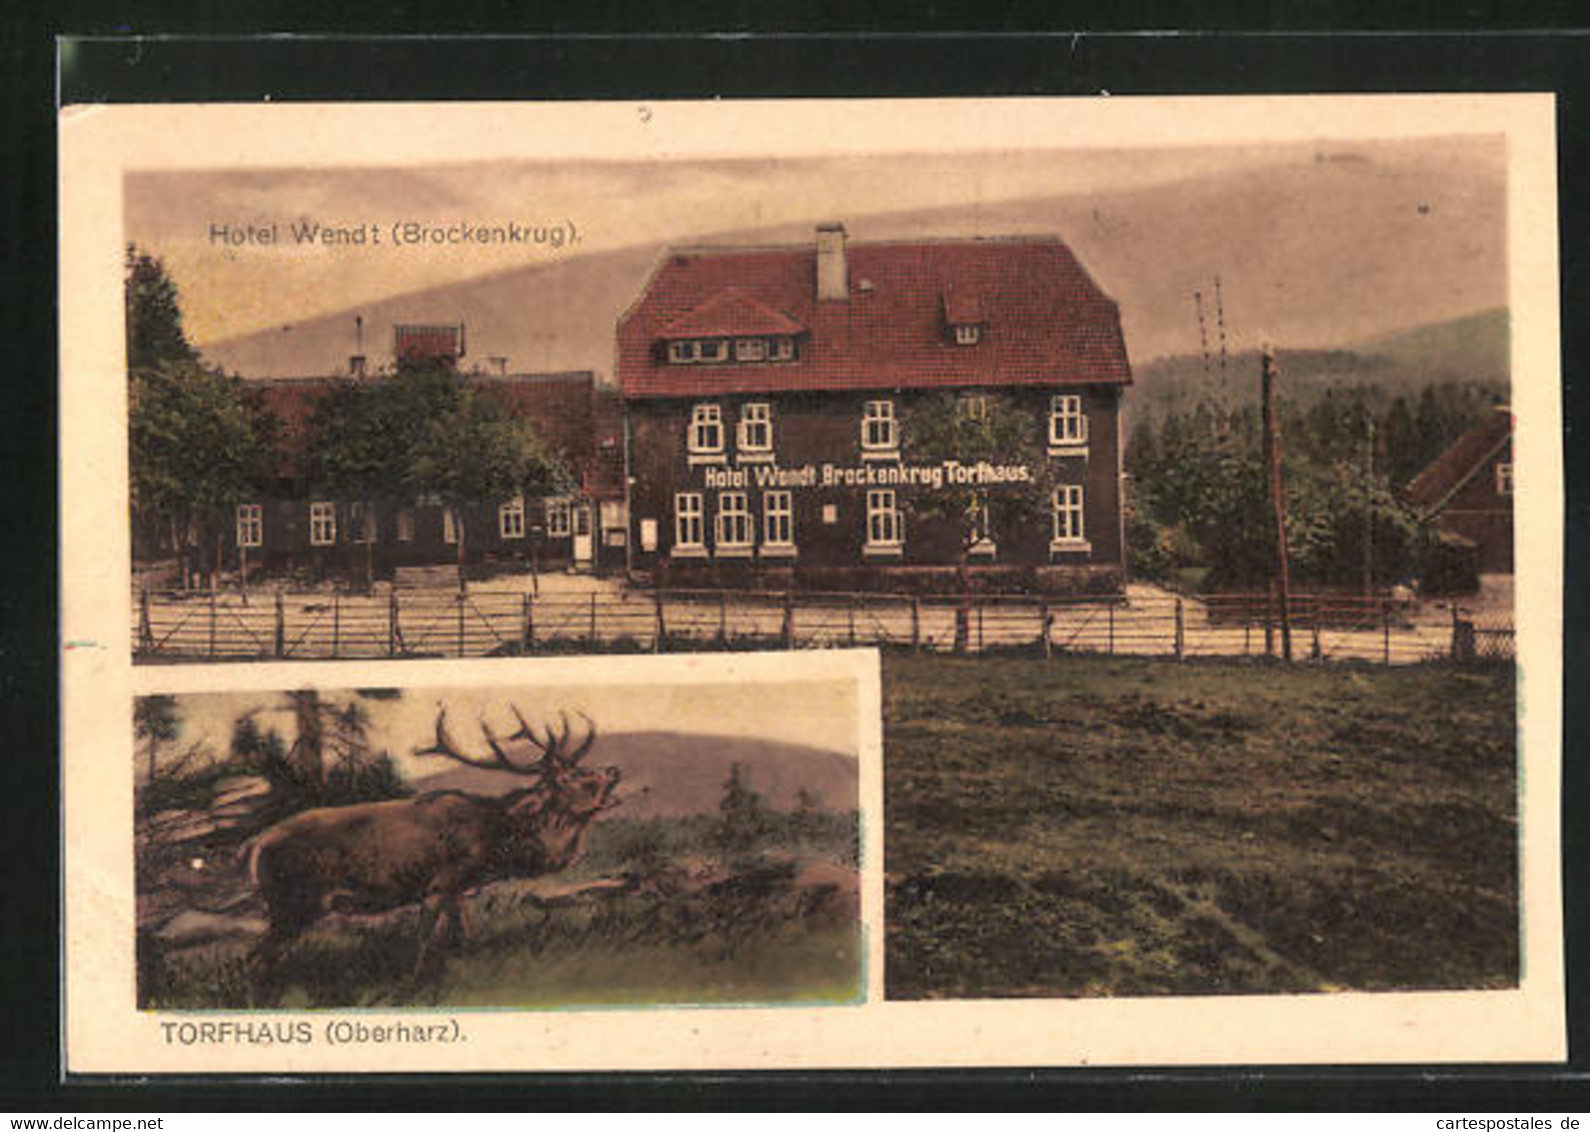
(151, 679, 860, 783)
(122, 134, 1506, 364)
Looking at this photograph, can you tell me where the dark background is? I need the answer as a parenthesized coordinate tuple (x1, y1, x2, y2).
(6, 19, 1590, 1111)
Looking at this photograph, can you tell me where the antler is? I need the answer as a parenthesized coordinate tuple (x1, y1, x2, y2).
(508, 706, 597, 767)
(413, 707, 546, 777)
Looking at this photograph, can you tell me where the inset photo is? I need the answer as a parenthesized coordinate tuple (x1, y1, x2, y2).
(132, 670, 868, 1011)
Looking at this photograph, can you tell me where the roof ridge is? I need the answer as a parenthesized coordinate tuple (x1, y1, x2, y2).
(665, 232, 1064, 257)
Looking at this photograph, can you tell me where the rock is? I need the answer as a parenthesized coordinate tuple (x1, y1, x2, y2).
(155, 909, 268, 947)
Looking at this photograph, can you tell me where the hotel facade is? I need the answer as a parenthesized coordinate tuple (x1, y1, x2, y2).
(617, 225, 1134, 593)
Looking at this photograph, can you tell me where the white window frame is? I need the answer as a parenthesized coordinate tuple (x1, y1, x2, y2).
(762, 490, 795, 556)
(1049, 394, 1089, 454)
(395, 507, 415, 543)
(235, 503, 263, 548)
(441, 506, 459, 546)
(1496, 462, 1513, 496)
(861, 399, 899, 459)
(309, 501, 337, 547)
(667, 340, 698, 364)
(688, 403, 726, 464)
(737, 402, 774, 461)
(546, 496, 572, 538)
(499, 495, 526, 540)
(864, 488, 903, 556)
(715, 491, 754, 557)
(954, 324, 981, 346)
(734, 337, 768, 363)
(770, 336, 795, 362)
(697, 339, 727, 364)
(1050, 484, 1090, 552)
(350, 501, 377, 544)
(674, 492, 706, 556)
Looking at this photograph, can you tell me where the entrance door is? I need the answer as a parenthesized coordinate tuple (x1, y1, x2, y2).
(573, 504, 594, 569)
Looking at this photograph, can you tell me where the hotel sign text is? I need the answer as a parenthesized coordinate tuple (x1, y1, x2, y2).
(702, 460, 1034, 491)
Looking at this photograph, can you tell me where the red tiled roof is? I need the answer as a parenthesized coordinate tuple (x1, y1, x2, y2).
(659, 288, 806, 339)
(1405, 407, 1514, 513)
(618, 235, 1132, 398)
(942, 280, 985, 325)
(395, 324, 463, 362)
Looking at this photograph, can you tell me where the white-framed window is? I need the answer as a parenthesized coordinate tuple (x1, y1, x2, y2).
(954, 324, 981, 346)
(309, 502, 337, 546)
(350, 501, 377, 544)
(960, 393, 989, 421)
(861, 399, 898, 456)
(716, 491, 754, 554)
(734, 338, 768, 363)
(674, 492, 705, 554)
(865, 489, 903, 552)
(763, 490, 794, 552)
(1049, 394, 1089, 451)
(499, 495, 526, 540)
(738, 402, 773, 457)
(698, 339, 727, 363)
(1496, 462, 1513, 496)
(1051, 485, 1088, 550)
(395, 507, 415, 543)
(442, 507, 459, 545)
(667, 340, 697, 364)
(235, 503, 263, 548)
(546, 496, 572, 538)
(689, 403, 725, 462)
(770, 337, 795, 362)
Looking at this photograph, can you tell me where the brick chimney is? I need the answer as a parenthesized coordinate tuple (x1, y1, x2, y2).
(816, 222, 848, 302)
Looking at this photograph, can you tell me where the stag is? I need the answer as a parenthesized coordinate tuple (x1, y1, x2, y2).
(246, 707, 620, 987)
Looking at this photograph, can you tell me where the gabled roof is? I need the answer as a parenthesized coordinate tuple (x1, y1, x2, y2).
(659, 288, 806, 339)
(1405, 406, 1514, 514)
(617, 234, 1132, 399)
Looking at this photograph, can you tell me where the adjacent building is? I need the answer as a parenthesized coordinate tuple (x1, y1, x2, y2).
(1405, 405, 1515, 576)
(616, 224, 1134, 592)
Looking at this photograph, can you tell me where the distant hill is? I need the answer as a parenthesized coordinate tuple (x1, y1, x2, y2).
(414, 730, 857, 819)
(1127, 309, 1509, 425)
(200, 145, 1503, 379)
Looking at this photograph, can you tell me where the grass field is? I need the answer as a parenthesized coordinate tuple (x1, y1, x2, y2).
(882, 652, 1518, 999)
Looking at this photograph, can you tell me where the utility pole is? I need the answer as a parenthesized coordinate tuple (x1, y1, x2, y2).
(1363, 411, 1376, 598)
(1261, 346, 1293, 661)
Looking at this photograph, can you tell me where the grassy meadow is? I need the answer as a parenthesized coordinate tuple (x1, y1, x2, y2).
(882, 652, 1518, 999)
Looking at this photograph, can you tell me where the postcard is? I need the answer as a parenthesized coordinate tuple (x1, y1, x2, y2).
(60, 95, 1563, 1072)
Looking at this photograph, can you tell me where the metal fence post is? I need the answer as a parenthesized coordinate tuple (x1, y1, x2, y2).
(848, 595, 857, 646)
(590, 592, 599, 646)
(1108, 602, 1115, 656)
(331, 592, 341, 658)
(457, 591, 466, 657)
(389, 590, 399, 657)
(274, 590, 285, 658)
(208, 591, 217, 659)
(522, 592, 535, 652)
(1040, 599, 1051, 660)
(910, 596, 921, 652)
(781, 591, 794, 648)
(653, 590, 666, 652)
(1174, 597, 1184, 660)
(1382, 599, 1391, 666)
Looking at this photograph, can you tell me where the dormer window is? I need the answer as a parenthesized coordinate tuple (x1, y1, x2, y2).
(953, 324, 981, 346)
(770, 336, 795, 361)
(667, 340, 698, 364)
(698, 339, 726, 363)
(668, 335, 797, 365)
(734, 338, 767, 362)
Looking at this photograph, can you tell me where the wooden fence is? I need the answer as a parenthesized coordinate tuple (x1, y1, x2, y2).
(133, 586, 1513, 666)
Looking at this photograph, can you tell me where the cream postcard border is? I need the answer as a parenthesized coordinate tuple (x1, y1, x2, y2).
(60, 95, 1564, 1072)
